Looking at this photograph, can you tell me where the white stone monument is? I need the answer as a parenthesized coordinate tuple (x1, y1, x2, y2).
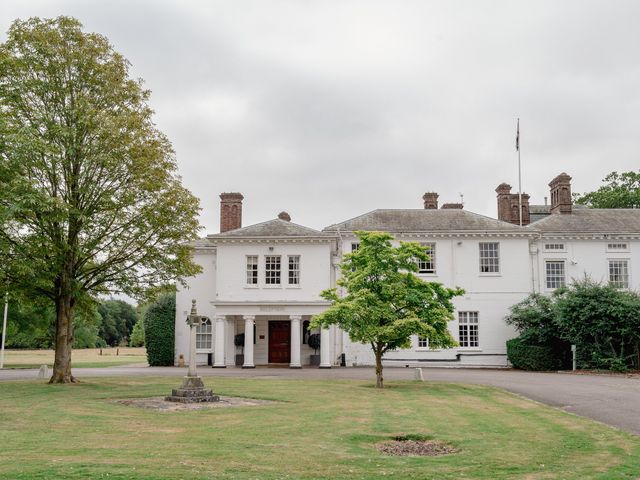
(166, 300, 219, 403)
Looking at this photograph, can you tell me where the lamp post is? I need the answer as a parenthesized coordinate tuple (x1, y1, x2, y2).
(0, 292, 8, 369)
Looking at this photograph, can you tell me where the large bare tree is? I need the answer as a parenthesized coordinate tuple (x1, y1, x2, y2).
(0, 17, 201, 383)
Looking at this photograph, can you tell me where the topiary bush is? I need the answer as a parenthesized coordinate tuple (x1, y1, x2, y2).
(144, 293, 175, 366)
(308, 333, 321, 354)
(506, 337, 565, 371)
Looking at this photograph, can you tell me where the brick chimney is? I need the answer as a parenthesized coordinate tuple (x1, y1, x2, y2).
(441, 203, 464, 209)
(496, 183, 513, 222)
(495, 183, 530, 225)
(549, 173, 572, 214)
(277, 211, 291, 221)
(422, 192, 439, 209)
(220, 192, 243, 232)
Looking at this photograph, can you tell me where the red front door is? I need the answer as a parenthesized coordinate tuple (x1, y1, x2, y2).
(269, 321, 291, 363)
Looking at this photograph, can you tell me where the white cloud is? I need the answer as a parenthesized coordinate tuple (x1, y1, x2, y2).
(2, 0, 639, 232)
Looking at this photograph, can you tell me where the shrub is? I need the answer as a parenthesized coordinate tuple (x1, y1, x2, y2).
(144, 293, 175, 366)
(308, 333, 321, 354)
(507, 337, 565, 371)
(129, 317, 145, 347)
(554, 279, 640, 371)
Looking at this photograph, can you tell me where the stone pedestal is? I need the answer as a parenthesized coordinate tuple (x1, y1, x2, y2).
(166, 300, 219, 403)
(165, 375, 220, 403)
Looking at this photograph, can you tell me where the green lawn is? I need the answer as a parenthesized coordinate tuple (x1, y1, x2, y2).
(0, 377, 638, 479)
(2, 347, 147, 368)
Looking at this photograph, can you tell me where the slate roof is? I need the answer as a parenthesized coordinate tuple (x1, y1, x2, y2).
(323, 209, 525, 233)
(208, 218, 335, 238)
(528, 208, 640, 234)
(191, 238, 214, 248)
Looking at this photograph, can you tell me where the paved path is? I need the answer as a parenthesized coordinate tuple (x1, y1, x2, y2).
(2, 365, 639, 435)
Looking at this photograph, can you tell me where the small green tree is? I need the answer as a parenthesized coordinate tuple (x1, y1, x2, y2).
(575, 171, 640, 208)
(310, 231, 463, 388)
(129, 316, 145, 347)
(144, 293, 175, 366)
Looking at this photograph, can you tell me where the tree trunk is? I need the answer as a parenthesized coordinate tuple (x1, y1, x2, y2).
(375, 346, 384, 389)
(49, 294, 76, 383)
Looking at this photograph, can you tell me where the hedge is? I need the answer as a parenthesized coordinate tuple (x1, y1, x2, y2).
(506, 337, 564, 371)
(144, 293, 175, 366)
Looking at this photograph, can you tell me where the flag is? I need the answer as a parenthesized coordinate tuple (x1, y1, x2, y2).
(516, 118, 520, 151)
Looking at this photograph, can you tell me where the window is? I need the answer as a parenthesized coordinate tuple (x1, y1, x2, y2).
(265, 255, 281, 285)
(545, 260, 566, 289)
(418, 243, 436, 274)
(607, 243, 628, 251)
(302, 320, 310, 344)
(417, 336, 429, 348)
(458, 311, 479, 347)
(246, 255, 258, 285)
(544, 243, 565, 251)
(350, 243, 360, 271)
(288, 255, 300, 285)
(196, 318, 212, 349)
(479, 242, 500, 273)
(609, 260, 630, 288)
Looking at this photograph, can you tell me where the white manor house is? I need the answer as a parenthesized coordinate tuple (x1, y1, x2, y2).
(175, 173, 640, 368)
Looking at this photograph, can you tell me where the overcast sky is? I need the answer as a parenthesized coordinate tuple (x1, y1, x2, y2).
(3, 1, 639, 233)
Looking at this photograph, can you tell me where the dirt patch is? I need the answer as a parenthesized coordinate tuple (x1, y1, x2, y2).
(114, 396, 277, 412)
(377, 435, 457, 457)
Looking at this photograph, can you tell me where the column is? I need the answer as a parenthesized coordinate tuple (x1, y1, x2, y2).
(188, 321, 198, 376)
(319, 327, 331, 368)
(289, 315, 302, 369)
(213, 315, 226, 368)
(242, 315, 255, 368)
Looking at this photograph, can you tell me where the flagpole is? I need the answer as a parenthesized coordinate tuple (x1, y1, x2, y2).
(517, 118, 522, 226)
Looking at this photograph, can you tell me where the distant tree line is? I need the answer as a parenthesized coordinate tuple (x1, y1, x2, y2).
(1, 296, 145, 349)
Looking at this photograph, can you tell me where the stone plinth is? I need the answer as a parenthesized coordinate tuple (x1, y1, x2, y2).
(165, 375, 220, 403)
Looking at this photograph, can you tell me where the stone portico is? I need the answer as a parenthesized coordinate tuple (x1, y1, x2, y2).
(211, 302, 334, 368)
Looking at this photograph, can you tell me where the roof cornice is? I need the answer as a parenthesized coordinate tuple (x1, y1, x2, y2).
(210, 236, 337, 244)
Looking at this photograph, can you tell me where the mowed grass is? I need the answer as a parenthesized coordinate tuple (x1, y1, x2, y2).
(0, 377, 639, 479)
(2, 347, 147, 368)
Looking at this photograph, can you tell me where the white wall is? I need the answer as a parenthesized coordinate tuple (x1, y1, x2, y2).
(339, 234, 530, 367)
(175, 233, 640, 368)
(534, 238, 640, 292)
(215, 242, 333, 302)
(175, 249, 217, 365)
